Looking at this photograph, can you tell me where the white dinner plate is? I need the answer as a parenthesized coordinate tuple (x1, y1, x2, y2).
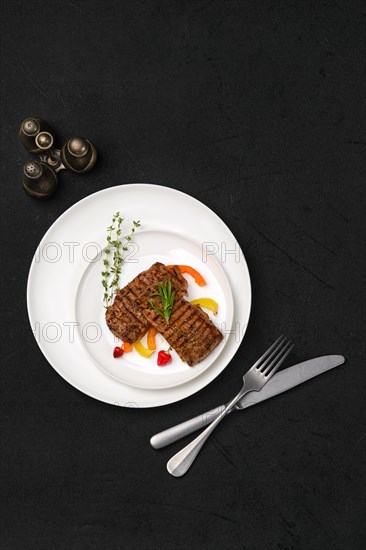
(76, 229, 234, 389)
(27, 184, 251, 407)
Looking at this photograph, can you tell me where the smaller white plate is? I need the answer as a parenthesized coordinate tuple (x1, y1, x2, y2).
(75, 230, 234, 390)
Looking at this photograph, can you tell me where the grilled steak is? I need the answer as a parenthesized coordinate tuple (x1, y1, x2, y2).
(106, 261, 223, 365)
(142, 299, 223, 366)
(105, 262, 187, 343)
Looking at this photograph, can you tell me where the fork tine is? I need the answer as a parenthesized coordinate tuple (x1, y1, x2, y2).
(251, 335, 286, 370)
(255, 336, 287, 373)
(262, 342, 294, 377)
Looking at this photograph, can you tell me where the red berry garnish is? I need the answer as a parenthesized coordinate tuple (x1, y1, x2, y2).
(113, 346, 124, 358)
(157, 349, 172, 366)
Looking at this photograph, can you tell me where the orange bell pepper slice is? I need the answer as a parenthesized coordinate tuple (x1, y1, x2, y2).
(123, 342, 133, 353)
(166, 265, 206, 287)
(147, 327, 157, 350)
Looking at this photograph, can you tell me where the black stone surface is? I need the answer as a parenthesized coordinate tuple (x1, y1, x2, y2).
(1, 1, 365, 549)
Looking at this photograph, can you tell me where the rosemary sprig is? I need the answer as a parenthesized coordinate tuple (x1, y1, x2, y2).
(101, 214, 141, 308)
(148, 279, 175, 322)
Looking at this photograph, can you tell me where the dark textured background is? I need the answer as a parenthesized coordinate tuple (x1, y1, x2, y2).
(1, 1, 365, 549)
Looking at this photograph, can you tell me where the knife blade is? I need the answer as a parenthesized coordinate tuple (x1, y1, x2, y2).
(150, 355, 345, 449)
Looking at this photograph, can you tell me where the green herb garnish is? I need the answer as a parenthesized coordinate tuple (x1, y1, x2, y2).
(102, 213, 141, 308)
(148, 279, 175, 322)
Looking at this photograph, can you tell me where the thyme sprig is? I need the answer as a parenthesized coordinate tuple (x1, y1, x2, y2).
(148, 279, 175, 322)
(101, 213, 141, 308)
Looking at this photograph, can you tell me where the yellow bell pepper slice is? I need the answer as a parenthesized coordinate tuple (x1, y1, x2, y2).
(190, 298, 218, 316)
(134, 340, 155, 358)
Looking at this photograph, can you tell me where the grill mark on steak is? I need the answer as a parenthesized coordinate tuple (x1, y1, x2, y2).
(105, 306, 145, 344)
(191, 323, 216, 353)
(134, 265, 187, 308)
(142, 299, 223, 366)
(162, 303, 194, 340)
(163, 308, 199, 345)
(177, 315, 213, 355)
(168, 309, 204, 349)
(179, 306, 222, 364)
(122, 292, 148, 323)
(173, 315, 207, 350)
(105, 262, 187, 343)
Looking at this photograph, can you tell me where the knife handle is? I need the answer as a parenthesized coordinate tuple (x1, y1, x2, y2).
(150, 404, 226, 449)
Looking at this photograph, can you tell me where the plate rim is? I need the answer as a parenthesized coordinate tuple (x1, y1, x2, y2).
(26, 183, 252, 407)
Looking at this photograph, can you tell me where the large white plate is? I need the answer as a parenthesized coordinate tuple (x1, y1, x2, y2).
(27, 184, 251, 407)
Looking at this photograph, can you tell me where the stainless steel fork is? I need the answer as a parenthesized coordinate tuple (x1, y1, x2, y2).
(167, 335, 293, 477)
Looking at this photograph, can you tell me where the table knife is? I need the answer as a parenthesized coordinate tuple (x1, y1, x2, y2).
(150, 355, 345, 449)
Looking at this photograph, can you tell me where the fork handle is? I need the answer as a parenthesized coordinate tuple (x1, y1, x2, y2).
(150, 405, 227, 449)
(167, 390, 245, 477)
